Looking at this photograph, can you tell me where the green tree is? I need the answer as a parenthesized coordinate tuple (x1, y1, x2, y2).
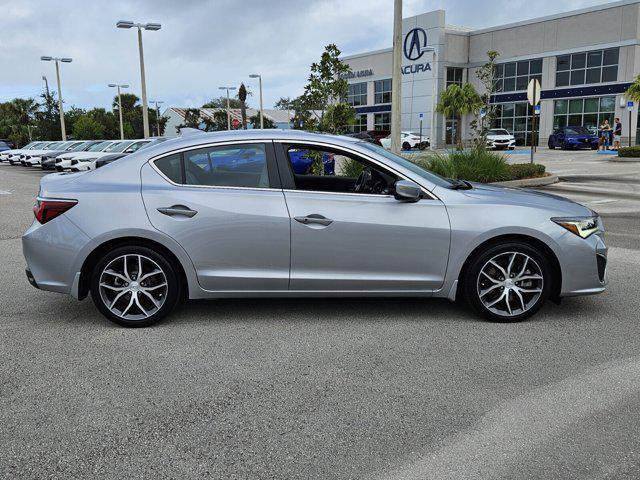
(436, 83, 483, 149)
(625, 75, 640, 104)
(249, 112, 274, 129)
(319, 102, 356, 134)
(72, 115, 105, 139)
(238, 83, 248, 129)
(303, 44, 353, 132)
(202, 110, 228, 132)
(471, 50, 500, 146)
(202, 96, 243, 109)
(34, 90, 62, 141)
(176, 108, 202, 133)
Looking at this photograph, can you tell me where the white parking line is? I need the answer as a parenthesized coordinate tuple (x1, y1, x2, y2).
(0, 190, 11, 195)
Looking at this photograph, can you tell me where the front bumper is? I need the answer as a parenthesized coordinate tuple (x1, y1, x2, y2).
(488, 139, 516, 149)
(558, 230, 607, 297)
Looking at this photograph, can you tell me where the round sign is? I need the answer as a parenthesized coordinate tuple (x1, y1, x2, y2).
(232, 118, 240, 129)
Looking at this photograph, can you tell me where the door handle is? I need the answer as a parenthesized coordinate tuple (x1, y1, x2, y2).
(294, 214, 333, 226)
(157, 205, 198, 218)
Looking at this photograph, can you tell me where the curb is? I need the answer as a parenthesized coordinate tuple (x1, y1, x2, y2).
(610, 157, 640, 162)
(540, 184, 640, 200)
(492, 175, 559, 188)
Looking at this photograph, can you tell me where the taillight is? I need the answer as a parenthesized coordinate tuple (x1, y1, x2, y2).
(33, 198, 77, 224)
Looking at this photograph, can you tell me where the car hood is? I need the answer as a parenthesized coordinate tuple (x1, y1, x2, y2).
(459, 182, 592, 216)
(487, 135, 514, 140)
(566, 133, 597, 139)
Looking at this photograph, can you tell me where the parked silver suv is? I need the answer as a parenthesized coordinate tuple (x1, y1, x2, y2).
(23, 130, 607, 327)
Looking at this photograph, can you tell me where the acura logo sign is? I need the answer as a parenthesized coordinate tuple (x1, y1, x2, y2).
(404, 28, 428, 61)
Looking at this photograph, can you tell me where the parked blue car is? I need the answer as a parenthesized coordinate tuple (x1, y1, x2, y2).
(288, 149, 335, 175)
(548, 126, 598, 150)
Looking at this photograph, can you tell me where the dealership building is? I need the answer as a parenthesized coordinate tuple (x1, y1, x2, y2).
(341, 0, 640, 147)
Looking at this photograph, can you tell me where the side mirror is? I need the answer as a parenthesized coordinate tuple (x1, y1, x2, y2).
(394, 180, 421, 202)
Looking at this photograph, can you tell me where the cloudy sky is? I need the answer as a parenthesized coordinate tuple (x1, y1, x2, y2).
(0, 0, 613, 111)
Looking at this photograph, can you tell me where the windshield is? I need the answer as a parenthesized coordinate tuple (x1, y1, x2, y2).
(69, 141, 91, 151)
(489, 129, 510, 135)
(56, 141, 73, 150)
(358, 142, 454, 188)
(88, 141, 112, 152)
(26, 142, 43, 149)
(44, 142, 62, 149)
(104, 141, 134, 152)
(565, 126, 591, 135)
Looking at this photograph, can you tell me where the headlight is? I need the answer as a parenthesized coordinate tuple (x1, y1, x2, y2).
(552, 216, 600, 239)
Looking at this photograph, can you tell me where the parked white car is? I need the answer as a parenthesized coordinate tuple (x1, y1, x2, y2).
(70, 139, 152, 171)
(0, 141, 45, 162)
(55, 140, 119, 171)
(25, 140, 84, 166)
(18, 142, 66, 166)
(486, 128, 516, 150)
(380, 131, 429, 150)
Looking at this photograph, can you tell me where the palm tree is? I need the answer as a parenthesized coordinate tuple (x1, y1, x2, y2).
(238, 83, 248, 129)
(436, 83, 482, 149)
(625, 75, 640, 104)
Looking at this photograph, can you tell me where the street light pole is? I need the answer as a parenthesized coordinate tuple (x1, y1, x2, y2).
(218, 86, 236, 130)
(41, 56, 72, 140)
(117, 20, 162, 139)
(149, 100, 164, 136)
(249, 74, 263, 129)
(108, 83, 129, 140)
(390, 0, 402, 153)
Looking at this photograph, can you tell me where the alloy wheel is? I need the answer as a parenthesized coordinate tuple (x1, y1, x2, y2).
(476, 251, 544, 317)
(99, 254, 168, 321)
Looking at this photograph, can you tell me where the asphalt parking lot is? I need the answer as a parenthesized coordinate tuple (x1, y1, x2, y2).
(1, 159, 640, 479)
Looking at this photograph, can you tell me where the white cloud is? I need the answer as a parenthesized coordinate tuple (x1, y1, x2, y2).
(0, 0, 613, 111)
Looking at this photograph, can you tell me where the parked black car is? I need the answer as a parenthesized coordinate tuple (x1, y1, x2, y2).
(343, 131, 381, 145)
(548, 126, 598, 150)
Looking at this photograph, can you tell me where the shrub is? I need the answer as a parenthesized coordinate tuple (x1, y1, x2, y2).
(407, 148, 545, 183)
(618, 146, 640, 157)
(506, 163, 546, 180)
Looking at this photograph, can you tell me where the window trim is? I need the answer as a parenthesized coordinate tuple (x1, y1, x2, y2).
(148, 140, 282, 191)
(273, 140, 437, 200)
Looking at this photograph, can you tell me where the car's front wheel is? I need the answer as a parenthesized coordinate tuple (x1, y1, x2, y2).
(402, 141, 411, 150)
(90, 246, 180, 327)
(463, 242, 552, 322)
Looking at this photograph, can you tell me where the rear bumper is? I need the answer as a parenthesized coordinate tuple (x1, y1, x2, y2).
(22, 215, 90, 294)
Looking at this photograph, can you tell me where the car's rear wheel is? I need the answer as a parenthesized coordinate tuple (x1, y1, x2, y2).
(90, 246, 180, 327)
(402, 141, 411, 150)
(463, 242, 552, 322)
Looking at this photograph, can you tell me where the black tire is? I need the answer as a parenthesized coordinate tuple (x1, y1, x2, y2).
(90, 245, 180, 327)
(462, 241, 552, 323)
(402, 141, 411, 150)
(548, 141, 555, 149)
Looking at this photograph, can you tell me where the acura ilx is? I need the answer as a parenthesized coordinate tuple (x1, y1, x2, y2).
(23, 130, 607, 327)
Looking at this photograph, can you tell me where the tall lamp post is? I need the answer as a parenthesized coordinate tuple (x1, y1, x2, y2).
(218, 86, 236, 130)
(249, 74, 264, 129)
(149, 99, 164, 136)
(390, 0, 402, 153)
(108, 83, 129, 140)
(116, 20, 161, 138)
(421, 47, 438, 151)
(40, 56, 72, 140)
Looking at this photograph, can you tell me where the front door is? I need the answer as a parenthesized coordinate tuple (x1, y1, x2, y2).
(141, 142, 290, 292)
(276, 143, 450, 292)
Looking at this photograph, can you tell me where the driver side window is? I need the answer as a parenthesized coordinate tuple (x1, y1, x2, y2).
(285, 145, 398, 195)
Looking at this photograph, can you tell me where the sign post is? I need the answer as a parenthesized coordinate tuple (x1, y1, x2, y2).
(627, 100, 634, 148)
(418, 113, 423, 146)
(527, 78, 541, 164)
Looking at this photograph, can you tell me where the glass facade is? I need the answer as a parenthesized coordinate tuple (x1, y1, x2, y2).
(495, 59, 542, 92)
(350, 114, 367, 133)
(346, 82, 367, 106)
(374, 112, 391, 131)
(493, 102, 535, 145)
(374, 79, 392, 104)
(446, 68, 463, 87)
(553, 96, 616, 132)
(556, 48, 618, 87)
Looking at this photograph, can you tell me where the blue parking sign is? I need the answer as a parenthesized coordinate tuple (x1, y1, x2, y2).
(628, 101, 634, 108)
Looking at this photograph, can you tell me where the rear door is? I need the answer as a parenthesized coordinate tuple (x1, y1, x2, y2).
(141, 141, 290, 292)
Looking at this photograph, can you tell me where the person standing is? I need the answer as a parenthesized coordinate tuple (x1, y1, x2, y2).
(599, 119, 611, 151)
(613, 117, 622, 150)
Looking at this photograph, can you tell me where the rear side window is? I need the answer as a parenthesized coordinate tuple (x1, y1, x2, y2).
(154, 153, 182, 184)
(183, 144, 269, 188)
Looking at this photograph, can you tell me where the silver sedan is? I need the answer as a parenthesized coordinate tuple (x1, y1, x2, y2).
(22, 130, 607, 327)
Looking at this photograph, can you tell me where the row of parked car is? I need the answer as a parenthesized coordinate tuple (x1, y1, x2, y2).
(0, 138, 167, 171)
